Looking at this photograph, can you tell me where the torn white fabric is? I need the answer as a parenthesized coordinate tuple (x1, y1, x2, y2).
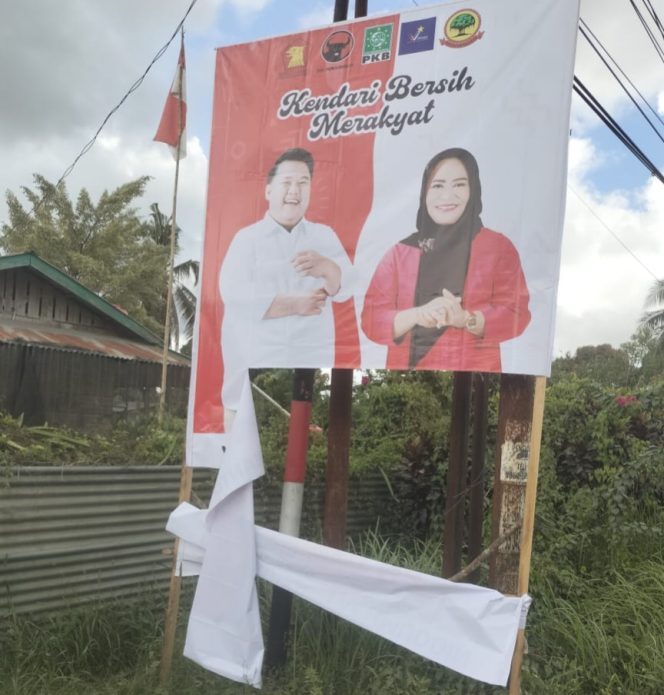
(255, 527, 526, 686)
(180, 374, 265, 687)
(166, 502, 206, 577)
(519, 595, 533, 630)
(167, 501, 528, 687)
(167, 372, 528, 688)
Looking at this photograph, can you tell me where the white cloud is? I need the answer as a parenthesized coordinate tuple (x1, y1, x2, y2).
(553, 139, 664, 355)
(297, 4, 335, 30)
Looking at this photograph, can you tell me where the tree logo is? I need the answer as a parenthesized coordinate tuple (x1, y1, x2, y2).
(440, 9, 484, 49)
(362, 24, 394, 64)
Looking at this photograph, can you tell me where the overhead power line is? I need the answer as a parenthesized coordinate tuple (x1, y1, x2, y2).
(567, 185, 659, 281)
(579, 18, 664, 142)
(9, 0, 199, 229)
(572, 76, 664, 185)
(629, 0, 664, 62)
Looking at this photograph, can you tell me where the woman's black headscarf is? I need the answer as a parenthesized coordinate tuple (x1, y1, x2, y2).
(402, 148, 483, 367)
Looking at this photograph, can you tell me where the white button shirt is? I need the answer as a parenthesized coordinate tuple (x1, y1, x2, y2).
(219, 215, 352, 408)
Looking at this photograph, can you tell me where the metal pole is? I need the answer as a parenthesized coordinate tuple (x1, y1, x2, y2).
(333, 0, 350, 22)
(265, 368, 316, 668)
(442, 371, 472, 578)
(354, 0, 368, 18)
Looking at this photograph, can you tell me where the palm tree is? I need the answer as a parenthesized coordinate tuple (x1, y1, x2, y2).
(146, 203, 199, 351)
(640, 278, 664, 342)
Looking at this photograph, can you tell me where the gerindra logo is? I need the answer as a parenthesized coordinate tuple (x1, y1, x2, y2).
(398, 17, 436, 55)
(440, 9, 484, 48)
(362, 24, 394, 63)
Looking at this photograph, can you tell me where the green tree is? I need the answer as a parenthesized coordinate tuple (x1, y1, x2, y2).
(145, 203, 198, 350)
(551, 343, 634, 387)
(2, 175, 168, 337)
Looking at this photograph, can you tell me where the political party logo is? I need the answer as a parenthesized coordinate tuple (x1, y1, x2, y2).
(283, 45, 306, 69)
(440, 9, 484, 48)
(398, 17, 436, 55)
(362, 23, 394, 64)
(282, 44, 307, 76)
(321, 30, 354, 63)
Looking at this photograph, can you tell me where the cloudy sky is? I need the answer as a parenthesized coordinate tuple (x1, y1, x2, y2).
(2, 0, 663, 358)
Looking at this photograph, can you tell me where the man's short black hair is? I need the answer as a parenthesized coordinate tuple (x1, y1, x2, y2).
(267, 148, 314, 183)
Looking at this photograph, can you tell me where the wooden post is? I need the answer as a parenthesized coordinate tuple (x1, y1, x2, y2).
(508, 375, 546, 694)
(467, 372, 489, 583)
(159, 463, 193, 684)
(442, 371, 472, 578)
(323, 368, 353, 548)
(489, 375, 535, 593)
(322, 0, 362, 551)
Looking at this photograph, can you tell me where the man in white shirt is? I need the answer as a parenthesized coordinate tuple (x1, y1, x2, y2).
(219, 148, 352, 410)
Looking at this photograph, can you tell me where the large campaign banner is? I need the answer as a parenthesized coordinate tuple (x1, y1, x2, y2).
(189, 0, 578, 462)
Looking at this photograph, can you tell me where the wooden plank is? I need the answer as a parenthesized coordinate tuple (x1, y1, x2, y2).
(489, 374, 535, 594)
(508, 375, 546, 694)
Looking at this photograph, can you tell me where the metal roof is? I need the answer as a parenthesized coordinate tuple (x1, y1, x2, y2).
(0, 321, 189, 366)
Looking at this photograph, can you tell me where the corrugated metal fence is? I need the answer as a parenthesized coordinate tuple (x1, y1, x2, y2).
(0, 465, 394, 618)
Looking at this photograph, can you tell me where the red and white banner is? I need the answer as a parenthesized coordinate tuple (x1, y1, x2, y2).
(188, 0, 579, 463)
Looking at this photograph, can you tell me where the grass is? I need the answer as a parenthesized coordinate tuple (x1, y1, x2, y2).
(2, 533, 664, 694)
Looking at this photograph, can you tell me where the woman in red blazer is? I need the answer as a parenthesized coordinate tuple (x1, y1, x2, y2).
(361, 148, 531, 372)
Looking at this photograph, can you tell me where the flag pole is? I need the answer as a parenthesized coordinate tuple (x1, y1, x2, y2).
(158, 32, 185, 423)
(157, 31, 192, 687)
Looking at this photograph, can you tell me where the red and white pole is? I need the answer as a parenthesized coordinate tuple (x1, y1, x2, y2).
(265, 368, 315, 668)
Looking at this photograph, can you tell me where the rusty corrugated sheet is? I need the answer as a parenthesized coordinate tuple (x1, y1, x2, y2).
(0, 322, 189, 366)
(0, 466, 393, 618)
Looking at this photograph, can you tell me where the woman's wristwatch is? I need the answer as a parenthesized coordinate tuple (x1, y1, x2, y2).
(465, 311, 478, 330)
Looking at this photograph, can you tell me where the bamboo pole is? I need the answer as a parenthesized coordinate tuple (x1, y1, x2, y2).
(158, 34, 185, 423)
(159, 463, 193, 684)
(158, 33, 189, 685)
(508, 375, 546, 694)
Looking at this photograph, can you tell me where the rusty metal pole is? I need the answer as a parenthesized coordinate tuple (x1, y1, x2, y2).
(442, 371, 472, 578)
(467, 372, 489, 583)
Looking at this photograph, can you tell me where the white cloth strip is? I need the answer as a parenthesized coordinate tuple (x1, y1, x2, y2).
(255, 526, 525, 686)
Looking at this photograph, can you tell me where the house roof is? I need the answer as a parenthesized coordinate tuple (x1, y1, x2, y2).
(0, 251, 161, 345)
(0, 320, 190, 366)
(0, 252, 190, 366)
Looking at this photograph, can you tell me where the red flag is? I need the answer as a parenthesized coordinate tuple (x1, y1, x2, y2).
(154, 38, 186, 159)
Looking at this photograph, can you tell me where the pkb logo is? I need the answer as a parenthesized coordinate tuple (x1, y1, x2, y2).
(362, 24, 394, 64)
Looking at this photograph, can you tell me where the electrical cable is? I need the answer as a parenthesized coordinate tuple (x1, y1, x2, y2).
(579, 18, 664, 137)
(10, 0, 199, 228)
(573, 76, 664, 184)
(629, 0, 664, 62)
(642, 0, 664, 42)
(567, 185, 659, 281)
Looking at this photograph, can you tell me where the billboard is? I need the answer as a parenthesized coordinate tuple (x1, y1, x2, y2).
(189, 0, 578, 462)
